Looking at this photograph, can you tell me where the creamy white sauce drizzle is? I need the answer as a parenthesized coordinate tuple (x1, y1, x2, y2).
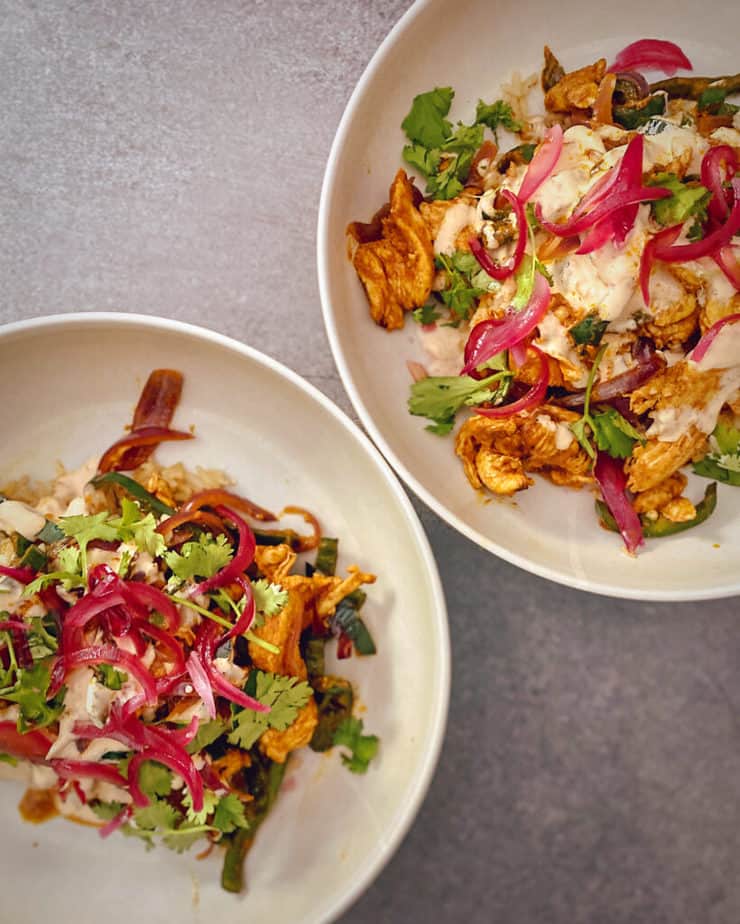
(434, 202, 478, 255)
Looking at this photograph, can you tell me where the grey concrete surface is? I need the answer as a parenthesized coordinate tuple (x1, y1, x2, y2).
(1, 2, 739, 922)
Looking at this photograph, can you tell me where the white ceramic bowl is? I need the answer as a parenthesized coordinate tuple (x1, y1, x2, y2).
(0, 313, 449, 924)
(318, 0, 740, 601)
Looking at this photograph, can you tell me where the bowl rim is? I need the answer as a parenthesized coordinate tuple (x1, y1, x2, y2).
(0, 309, 451, 923)
(316, 1, 740, 604)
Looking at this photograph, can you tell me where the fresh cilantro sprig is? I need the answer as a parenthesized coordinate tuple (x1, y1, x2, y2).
(164, 533, 233, 587)
(0, 659, 65, 731)
(109, 499, 165, 558)
(332, 717, 379, 774)
(58, 512, 119, 577)
(401, 88, 522, 200)
(475, 99, 522, 142)
(250, 579, 289, 626)
(408, 370, 512, 436)
(412, 300, 443, 325)
(569, 313, 609, 347)
(569, 346, 645, 461)
(227, 670, 313, 750)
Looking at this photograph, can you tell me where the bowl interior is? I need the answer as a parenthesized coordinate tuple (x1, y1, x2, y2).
(318, 0, 739, 600)
(0, 314, 448, 924)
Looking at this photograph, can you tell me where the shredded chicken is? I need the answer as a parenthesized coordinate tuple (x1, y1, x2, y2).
(456, 405, 593, 495)
(350, 169, 434, 330)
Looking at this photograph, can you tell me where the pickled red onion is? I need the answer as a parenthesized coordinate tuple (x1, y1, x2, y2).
(608, 39, 693, 76)
(701, 145, 736, 224)
(51, 758, 128, 790)
(469, 189, 527, 280)
(186, 650, 217, 720)
(474, 347, 549, 418)
(640, 224, 682, 306)
(688, 313, 740, 364)
(461, 273, 551, 375)
(517, 124, 564, 203)
(593, 453, 644, 554)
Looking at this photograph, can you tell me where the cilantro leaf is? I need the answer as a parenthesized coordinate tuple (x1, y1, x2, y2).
(109, 499, 165, 558)
(251, 579, 289, 626)
(212, 793, 249, 834)
(89, 800, 126, 821)
(161, 825, 213, 853)
(59, 512, 119, 575)
(475, 99, 522, 141)
(332, 717, 379, 774)
(648, 173, 711, 228)
(569, 313, 609, 347)
(1, 660, 65, 731)
(132, 800, 179, 832)
(164, 533, 233, 585)
(401, 87, 454, 148)
(408, 370, 512, 434)
(134, 760, 173, 799)
(402, 143, 440, 185)
(590, 407, 644, 459)
(182, 788, 218, 825)
(227, 671, 313, 750)
(0, 753, 18, 766)
(185, 717, 229, 754)
(412, 301, 443, 325)
(24, 569, 84, 597)
(435, 253, 486, 320)
(96, 664, 128, 690)
(568, 348, 645, 461)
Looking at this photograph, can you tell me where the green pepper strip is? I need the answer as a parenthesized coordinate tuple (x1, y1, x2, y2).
(90, 472, 175, 517)
(595, 482, 717, 538)
(693, 458, 740, 487)
(252, 528, 302, 550)
(649, 74, 740, 100)
(221, 760, 287, 894)
(314, 537, 338, 576)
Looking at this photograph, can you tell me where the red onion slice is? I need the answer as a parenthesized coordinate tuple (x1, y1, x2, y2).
(51, 758, 128, 790)
(474, 347, 549, 418)
(689, 313, 740, 364)
(0, 565, 36, 584)
(594, 453, 644, 554)
(608, 39, 693, 76)
(701, 145, 737, 224)
(462, 272, 551, 375)
(640, 224, 682, 306)
(186, 651, 217, 720)
(713, 246, 740, 290)
(469, 189, 527, 280)
(518, 124, 564, 203)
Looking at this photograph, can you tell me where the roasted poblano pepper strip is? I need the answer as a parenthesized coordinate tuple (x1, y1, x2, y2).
(252, 528, 302, 550)
(649, 74, 740, 100)
(693, 458, 740, 486)
(309, 676, 354, 752)
(221, 759, 287, 894)
(19, 544, 47, 571)
(596, 482, 717, 538)
(331, 598, 377, 655)
(37, 520, 65, 543)
(89, 472, 175, 516)
(314, 536, 338, 576)
(613, 95, 665, 130)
